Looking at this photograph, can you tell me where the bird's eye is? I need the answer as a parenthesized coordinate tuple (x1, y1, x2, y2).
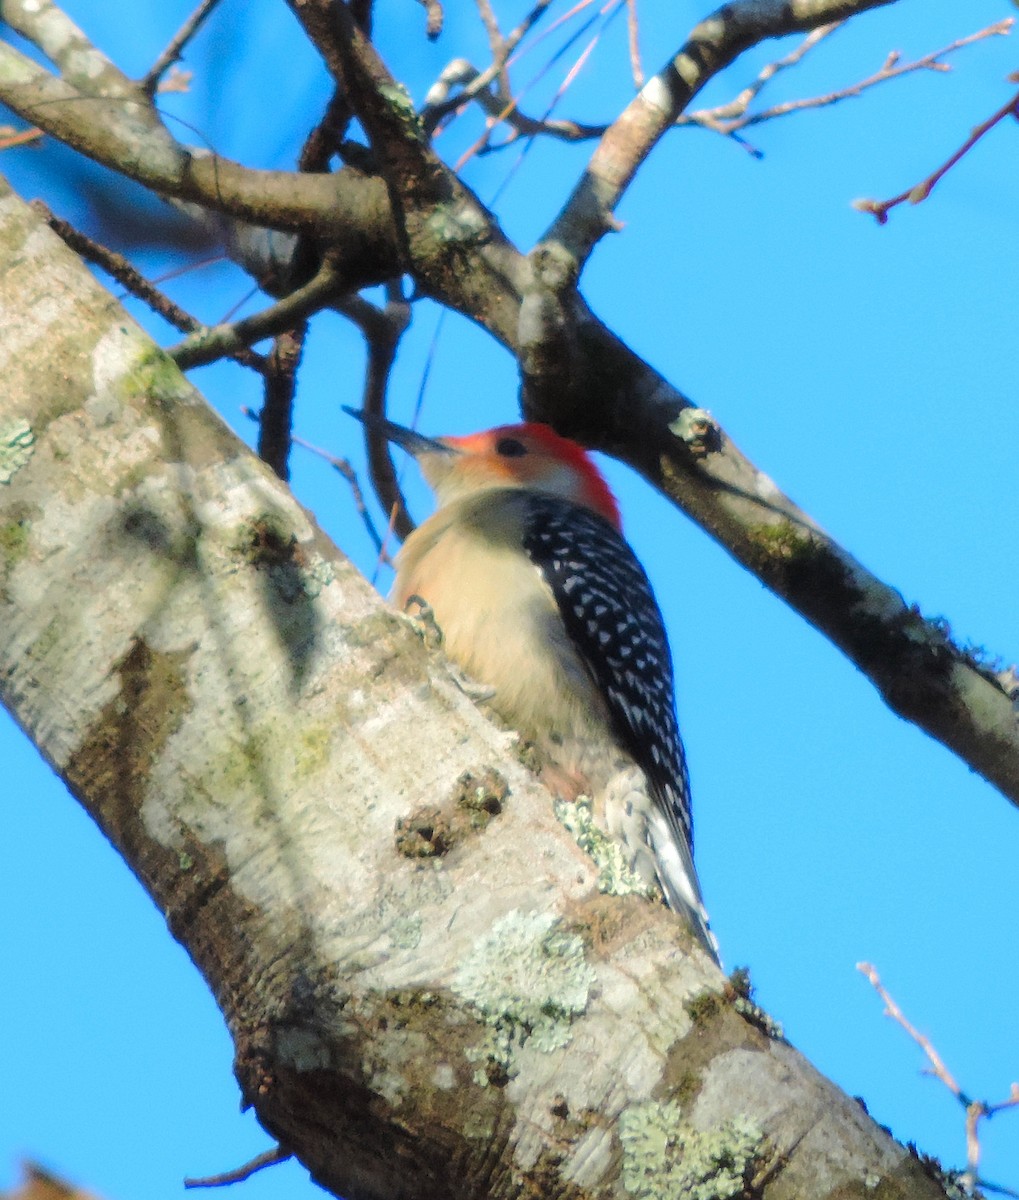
(496, 437, 527, 457)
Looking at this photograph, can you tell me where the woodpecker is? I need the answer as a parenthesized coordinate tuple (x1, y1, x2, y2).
(347, 409, 717, 961)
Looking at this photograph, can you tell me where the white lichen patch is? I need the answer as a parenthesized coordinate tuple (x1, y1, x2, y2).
(0, 419, 35, 483)
(619, 1100, 763, 1200)
(432, 1063, 455, 1090)
(554, 796, 657, 900)
(390, 915, 422, 950)
(453, 910, 595, 1084)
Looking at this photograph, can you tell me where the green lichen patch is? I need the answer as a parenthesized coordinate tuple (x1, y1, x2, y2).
(747, 520, 816, 567)
(288, 724, 331, 783)
(619, 1101, 764, 1200)
(0, 515, 30, 567)
(554, 796, 659, 901)
(389, 915, 423, 950)
(0, 419, 35, 484)
(379, 81, 424, 139)
(454, 910, 596, 1085)
(423, 202, 490, 250)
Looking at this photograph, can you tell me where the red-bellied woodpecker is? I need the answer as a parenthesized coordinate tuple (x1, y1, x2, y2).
(347, 409, 718, 962)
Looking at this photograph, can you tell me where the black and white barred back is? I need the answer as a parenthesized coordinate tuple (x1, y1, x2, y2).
(520, 493, 716, 959)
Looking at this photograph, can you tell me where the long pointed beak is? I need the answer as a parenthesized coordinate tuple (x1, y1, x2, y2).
(343, 406, 458, 460)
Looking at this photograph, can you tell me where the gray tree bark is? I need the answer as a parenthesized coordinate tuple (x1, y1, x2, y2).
(0, 177, 959, 1199)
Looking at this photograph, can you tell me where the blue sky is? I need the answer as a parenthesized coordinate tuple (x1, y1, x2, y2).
(2, 1, 1018, 1196)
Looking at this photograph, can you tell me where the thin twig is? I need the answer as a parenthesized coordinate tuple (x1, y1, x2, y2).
(0, 125, 44, 149)
(157, 66, 193, 94)
(473, 0, 513, 102)
(857, 963, 963, 1096)
(337, 287, 414, 542)
(28, 200, 266, 372)
(426, 17, 1011, 158)
(142, 0, 221, 97)
(732, 18, 1012, 130)
(858, 963, 1019, 1193)
(455, 0, 622, 170)
(625, 0, 643, 88)
(475, 0, 505, 66)
(420, 0, 555, 133)
(854, 84, 1019, 224)
(418, 0, 444, 40)
(184, 1145, 290, 1189)
(683, 21, 843, 131)
(168, 260, 346, 369)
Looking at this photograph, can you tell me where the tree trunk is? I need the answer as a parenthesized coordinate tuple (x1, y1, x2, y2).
(0, 178, 955, 1200)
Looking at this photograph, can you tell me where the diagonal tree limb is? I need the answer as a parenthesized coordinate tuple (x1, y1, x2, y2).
(3, 0, 139, 100)
(5, 0, 1016, 807)
(543, 0, 900, 270)
(0, 183, 973, 1199)
(0, 40, 398, 260)
(28, 200, 267, 373)
(166, 256, 350, 368)
(541, 309, 1019, 807)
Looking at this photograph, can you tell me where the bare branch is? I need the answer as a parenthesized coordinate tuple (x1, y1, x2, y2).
(420, 0, 555, 133)
(168, 259, 348, 368)
(421, 17, 1010, 152)
(28, 200, 266, 372)
(0, 40, 398, 257)
(0, 124, 44, 148)
(858, 964, 1019, 1194)
(422, 58, 604, 141)
(857, 963, 964, 1097)
(682, 20, 843, 132)
(258, 326, 307, 481)
(184, 1146, 291, 1190)
(543, 0, 898, 269)
(141, 0, 222, 97)
(685, 18, 1014, 137)
(626, 0, 644, 88)
(854, 83, 1019, 224)
(6, 0, 1018, 813)
(3, 0, 138, 101)
(337, 287, 414, 541)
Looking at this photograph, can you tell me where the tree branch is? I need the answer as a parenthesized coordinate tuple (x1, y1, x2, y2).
(543, 0, 899, 270)
(28, 200, 266, 373)
(6, 0, 1016, 811)
(694, 18, 1014, 137)
(141, 0, 222, 97)
(539, 309, 1019, 808)
(854, 84, 1019, 224)
(166, 257, 349, 367)
(0, 177, 961, 1200)
(0, 39, 398, 267)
